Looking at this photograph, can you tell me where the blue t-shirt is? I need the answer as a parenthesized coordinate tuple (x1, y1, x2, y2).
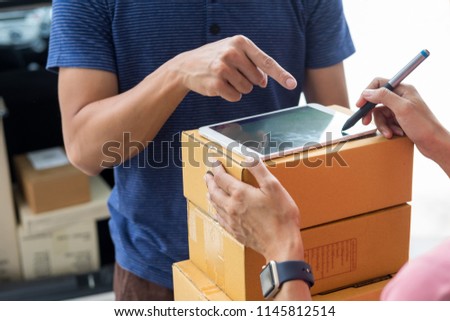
(47, 0, 354, 289)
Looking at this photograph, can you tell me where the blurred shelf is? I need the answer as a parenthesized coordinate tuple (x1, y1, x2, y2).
(0, 264, 114, 301)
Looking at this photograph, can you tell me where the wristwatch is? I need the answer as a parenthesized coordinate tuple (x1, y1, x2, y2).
(260, 260, 314, 299)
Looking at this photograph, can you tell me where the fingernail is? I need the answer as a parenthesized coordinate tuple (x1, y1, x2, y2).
(260, 75, 268, 87)
(204, 171, 213, 181)
(286, 77, 297, 89)
(381, 127, 390, 137)
(243, 156, 259, 167)
(207, 157, 219, 167)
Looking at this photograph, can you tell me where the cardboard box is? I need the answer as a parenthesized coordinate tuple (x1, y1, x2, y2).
(14, 151, 90, 213)
(312, 275, 393, 301)
(188, 201, 263, 301)
(173, 260, 231, 301)
(17, 175, 111, 234)
(188, 201, 410, 300)
(181, 110, 413, 228)
(173, 259, 392, 301)
(0, 97, 22, 282)
(17, 219, 100, 280)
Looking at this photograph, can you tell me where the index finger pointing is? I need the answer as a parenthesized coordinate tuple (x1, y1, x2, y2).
(242, 37, 297, 90)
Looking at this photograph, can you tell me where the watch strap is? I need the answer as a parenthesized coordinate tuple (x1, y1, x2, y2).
(276, 260, 315, 288)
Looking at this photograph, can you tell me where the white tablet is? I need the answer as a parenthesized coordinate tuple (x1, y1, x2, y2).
(198, 103, 377, 160)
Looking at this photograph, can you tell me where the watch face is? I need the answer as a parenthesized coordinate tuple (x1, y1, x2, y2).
(260, 264, 275, 298)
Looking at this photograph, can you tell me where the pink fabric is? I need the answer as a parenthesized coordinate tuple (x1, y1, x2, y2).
(381, 238, 450, 301)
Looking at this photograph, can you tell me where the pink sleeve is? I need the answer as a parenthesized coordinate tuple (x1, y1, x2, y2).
(381, 238, 450, 301)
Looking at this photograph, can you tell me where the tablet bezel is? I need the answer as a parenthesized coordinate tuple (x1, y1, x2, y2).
(198, 103, 377, 161)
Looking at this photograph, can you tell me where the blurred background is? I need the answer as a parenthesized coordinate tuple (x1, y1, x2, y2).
(342, 0, 450, 259)
(0, 0, 115, 300)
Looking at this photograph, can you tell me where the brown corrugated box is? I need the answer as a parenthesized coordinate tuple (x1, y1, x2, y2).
(312, 275, 393, 301)
(17, 175, 111, 235)
(173, 258, 392, 301)
(188, 201, 410, 301)
(14, 152, 90, 213)
(15, 175, 109, 280)
(17, 219, 100, 280)
(187, 201, 263, 301)
(181, 106, 413, 229)
(173, 260, 231, 301)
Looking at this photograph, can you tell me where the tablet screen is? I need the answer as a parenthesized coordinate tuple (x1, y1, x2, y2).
(200, 104, 377, 159)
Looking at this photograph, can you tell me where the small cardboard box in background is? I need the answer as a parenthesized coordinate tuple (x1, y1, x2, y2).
(181, 118, 414, 229)
(173, 260, 231, 301)
(0, 97, 22, 282)
(17, 219, 100, 280)
(14, 175, 110, 280)
(14, 149, 90, 213)
(17, 175, 111, 235)
(188, 201, 411, 300)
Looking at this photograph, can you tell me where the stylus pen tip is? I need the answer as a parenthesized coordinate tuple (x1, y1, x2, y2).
(342, 123, 351, 132)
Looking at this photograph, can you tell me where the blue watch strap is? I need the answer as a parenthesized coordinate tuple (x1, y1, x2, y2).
(276, 260, 315, 288)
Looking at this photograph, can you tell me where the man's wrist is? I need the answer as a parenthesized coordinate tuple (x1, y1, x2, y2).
(163, 53, 191, 95)
(264, 230, 305, 262)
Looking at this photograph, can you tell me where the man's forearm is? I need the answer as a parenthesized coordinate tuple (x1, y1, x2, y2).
(62, 60, 189, 175)
(60, 36, 300, 175)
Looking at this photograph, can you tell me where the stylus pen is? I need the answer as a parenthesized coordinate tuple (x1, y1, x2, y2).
(342, 49, 430, 131)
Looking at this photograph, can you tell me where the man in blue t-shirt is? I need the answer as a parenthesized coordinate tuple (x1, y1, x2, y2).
(47, 1, 355, 300)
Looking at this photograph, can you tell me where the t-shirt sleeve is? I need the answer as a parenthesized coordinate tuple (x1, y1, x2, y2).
(47, 0, 116, 74)
(304, 0, 355, 68)
(381, 238, 450, 301)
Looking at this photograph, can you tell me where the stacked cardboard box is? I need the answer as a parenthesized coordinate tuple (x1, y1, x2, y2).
(0, 97, 22, 282)
(14, 149, 91, 213)
(186, 202, 410, 300)
(176, 105, 414, 301)
(1, 96, 112, 283)
(17, 175, 111, 235)
(173, 259, 393, 301)
(311, 275, 394, 301)
(15, 175, 111, 280)
(173, 260, 232, 301)
(11, 146, 111, 280)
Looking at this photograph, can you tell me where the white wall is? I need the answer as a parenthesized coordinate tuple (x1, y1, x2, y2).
(342, 0, 450, 258)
